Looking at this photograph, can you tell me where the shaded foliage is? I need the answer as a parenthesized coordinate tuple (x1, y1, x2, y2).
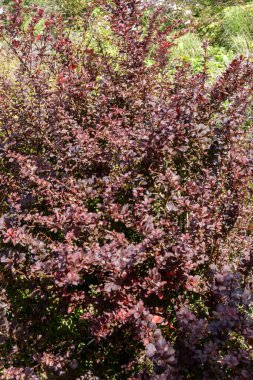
(0, 1, 253, 379)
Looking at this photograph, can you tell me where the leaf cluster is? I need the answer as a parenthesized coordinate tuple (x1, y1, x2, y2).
(0, 1, 253, 379)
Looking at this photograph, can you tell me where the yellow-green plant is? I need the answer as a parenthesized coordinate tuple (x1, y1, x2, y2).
(170, 32, 204, 61)
(219, 4, 253, 53)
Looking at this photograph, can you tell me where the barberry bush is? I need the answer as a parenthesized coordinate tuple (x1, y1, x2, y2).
(0, 1, 253, 379)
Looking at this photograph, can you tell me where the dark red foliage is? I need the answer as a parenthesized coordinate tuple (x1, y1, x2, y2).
(0, 1, 253, 379)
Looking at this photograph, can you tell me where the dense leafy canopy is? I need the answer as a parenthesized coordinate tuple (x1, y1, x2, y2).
(0, 1, 253, 379)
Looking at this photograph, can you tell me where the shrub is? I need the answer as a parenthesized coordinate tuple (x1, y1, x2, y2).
(169, 34, 233, 77)
(0, 1, 253, 379)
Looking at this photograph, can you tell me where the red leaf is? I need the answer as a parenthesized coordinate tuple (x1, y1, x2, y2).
(151, 315, 163, 324)
(12, 39, 20, 48)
